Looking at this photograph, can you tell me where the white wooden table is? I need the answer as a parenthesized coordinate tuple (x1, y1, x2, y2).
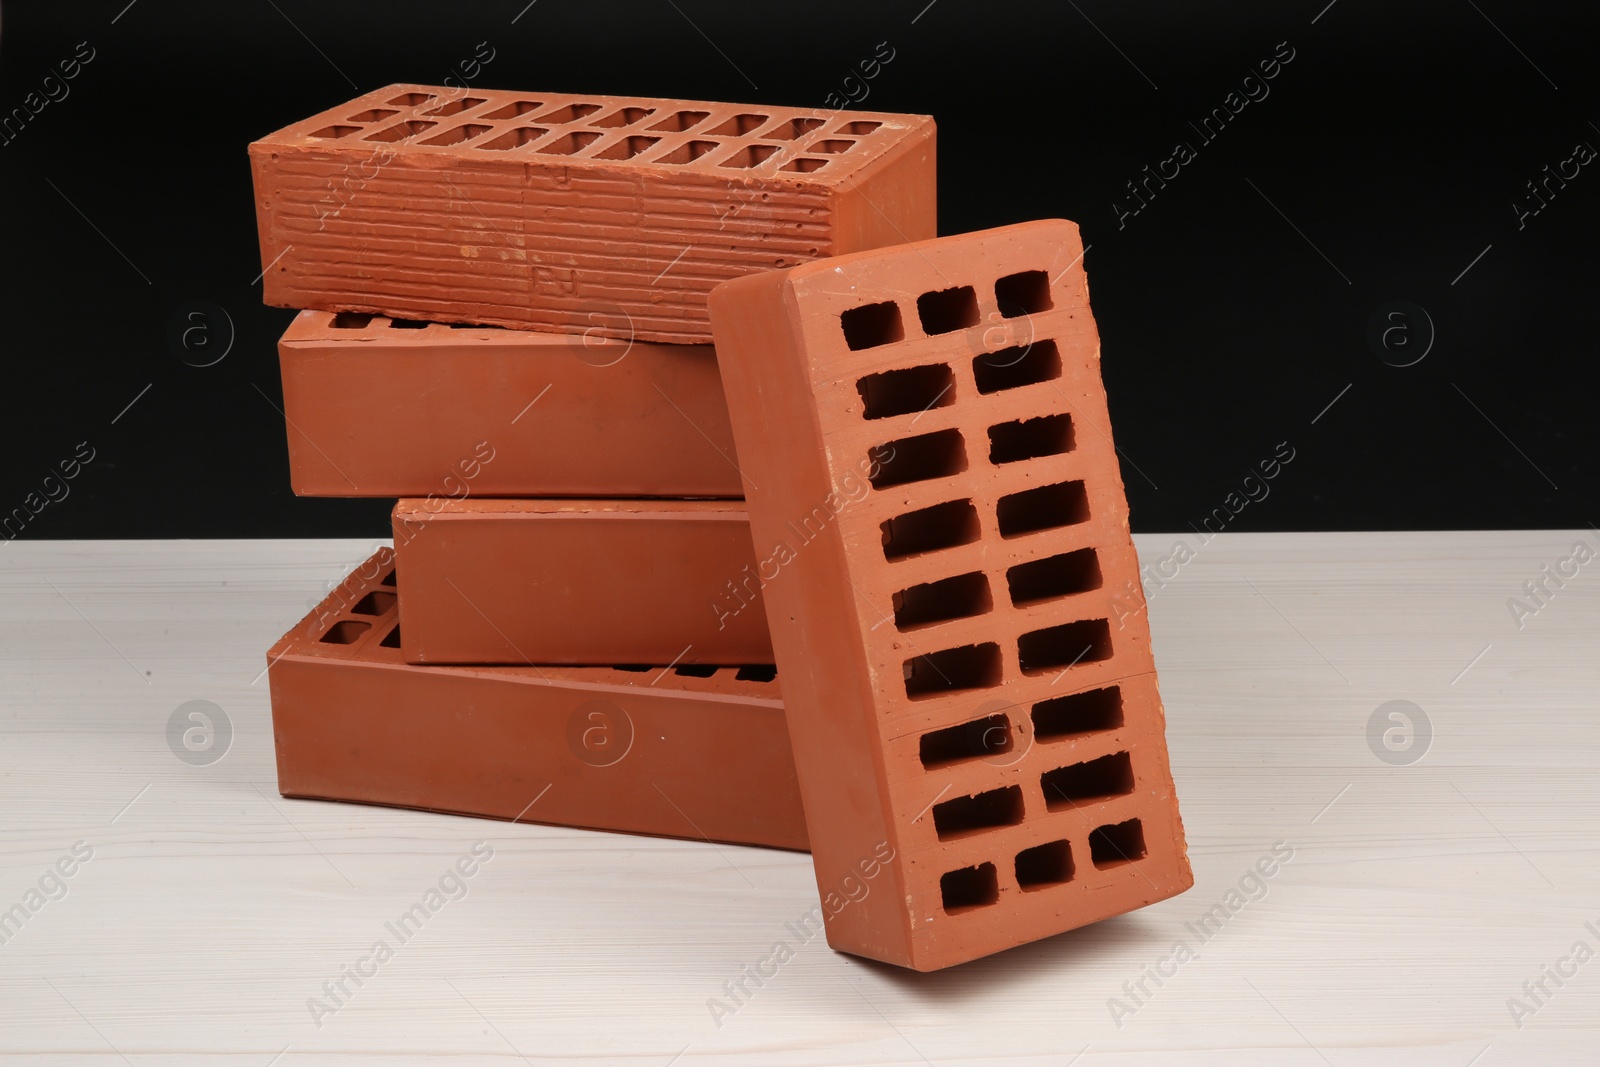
(1, 533, 1595, 1065)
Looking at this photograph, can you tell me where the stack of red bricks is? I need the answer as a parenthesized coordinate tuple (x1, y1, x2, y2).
(252, 83, 1190, 970)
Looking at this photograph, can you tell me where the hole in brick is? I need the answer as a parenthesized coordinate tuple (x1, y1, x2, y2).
(721, 143, 781, 168)
(613, 664, 651, 673)
(779, 157, 829, 173)
(308, 125, 362, 139)
(423, 96, 486, 117)
(919, 712, 1013, 769)
(735, 664, 777, 682)
(386, 92, 436, 107)
(856, 364, 954, 421)
(940, 862, 999, 913)
(320, 620, 370, 645)
(903, 642, 1002, 699)
(655, 139, 720, 164)
(996, 480, 1090, 538)
(932, 785, 1024, 840)
(769, 117, 825, 140)
(421, 124, 492, 146)
(916, 286, 980, 335)
(973, 338, 1062, 394)
(706, 113, 769, 135)
(591, 106, 656, 127)
(1041, 752, 1134, 809)
(346, 108, 398, 123)
(594, 135, 661, 160)
(1018, 618, 1113, 675)
(330, 312, 373, 329)
(649, 109, 710, 132)
(881, 499, 980, 561)
(840, 301, 903, 350)
(365, 120, 438, 143)
(380, 624, 401, 649)
(808, 138, 856, 154)
(837, 120, 882, 135)
(388, 318, 430, 330)
(893, 571, 992, 631)
(536, 131, 602, 156)
(1089, 818, 1147, 869)
(477, 126, 549, 151)
(380, 569, 397, 587)
(480, 100, 543, 120)
(674, 664, 717, 678)
(1007, 548, 1102, 606)
(1015, 839, 1075, 889)
(351, 591, 397, 616)
(534, 102, 602, 124)
(1032, 686, 1124, 740)
(989, 413, 1075, 464)
(995, 269, 1054, 317)
(868, 429, 967, 490)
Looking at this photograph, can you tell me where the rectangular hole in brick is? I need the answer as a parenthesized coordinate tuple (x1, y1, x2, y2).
(707, 113, 769, 135)
(837, 120, 882, 135)
(932, 785, 1024, 840)
(480, 100, 543, 120)
(365, 120, 438, 142)
(330, 312, 373, 329)
(893, 571, 992, 631)
(674, 664, 718, 677)
(534, 102, 602, 124)
(536, 131, 602, 156)
(917, 286, 980, 335)
(973, 338, 1062, 394)
(591, 106, 656, 127)
(612, 664, 651, 673)
(997, 480, 1090, 538)
(1089, 818, 1147, 869)
(477, 126, 549, 151)
(919, 712, 1013, 769)
(779, 157, 829, 173)
(320, 620, 370, 645)
(1041, 751, 1134, 809)
(379, 624, 401, 649)
(808, 138, 856, 154)
(1018, 618, 1113, 675)
(380, 569, 397, 587)
(351, 591, 397, 617)
(1015, 839, 1074, 889)
(423, 97, 486, 117)
(940, 862, 999, 913)
(995, 269, 1054, 317)
(309, 125, 362, 139)
(421, 124, 492, 146)
(989, 413, 1075, 464)
(840, 301, 903, 350)
(721, 143, 781, 168)
(595, 135, 661, 160)
(1007, 548, 1102, 606)
(388, 318, 430, 330)
(769, 117, 824, 140)
(880, 499, 981, 561)
(386, 92, 436, 107)
(868, 429, 967, 490)
(346, 108, 398, 123)
(1032, 685, 1124, 740)
(734, 664, 777, 682)
(903, 642, 1002, 699)
(649, 109, 710, 132)
(655, 139, 720, 164)
(856, 363, 955, 420)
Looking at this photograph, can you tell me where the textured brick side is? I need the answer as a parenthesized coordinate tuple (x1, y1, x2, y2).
(393, 498, 773, 666)
(251, 85, 935, 342)
(277, 310, 742, 497)
(268, 550, 803, 849)
(709, 220, 1191, 970)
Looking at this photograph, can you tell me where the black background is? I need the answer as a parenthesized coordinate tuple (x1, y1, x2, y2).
(2, 0, 1596, 539)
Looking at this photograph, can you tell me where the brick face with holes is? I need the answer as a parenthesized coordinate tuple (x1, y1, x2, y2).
(392, 498, 773, 666)
(277, 309, 741, 497)
(708, 219, 1191, 970)
(270, 550, 804, 849)
(250, 85, 935, 343)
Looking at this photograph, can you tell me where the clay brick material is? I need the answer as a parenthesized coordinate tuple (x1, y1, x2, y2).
(708, 219, 1192, 970)
(268, 549, 804, 849)
(393, 498, 773, 666)
(250, 85, 936, 343)
(278, 310, 741, 498)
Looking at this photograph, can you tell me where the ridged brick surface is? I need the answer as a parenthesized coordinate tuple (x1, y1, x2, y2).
(277, 310, 741, 497)
(269, 550, 804, 849)
(250, 85, 936, 343)
(708, 220, 1192, 969)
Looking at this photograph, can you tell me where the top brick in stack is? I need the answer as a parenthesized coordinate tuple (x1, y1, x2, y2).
(249, 85, 936, 343)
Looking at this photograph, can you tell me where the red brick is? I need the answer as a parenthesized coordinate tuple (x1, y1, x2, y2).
(250, 85, 936, 343)
(269, 550, 803, 849)
(393, 498, 773, 666)
(278, 310, 741, 497)
(707, 220, 1192, 969)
